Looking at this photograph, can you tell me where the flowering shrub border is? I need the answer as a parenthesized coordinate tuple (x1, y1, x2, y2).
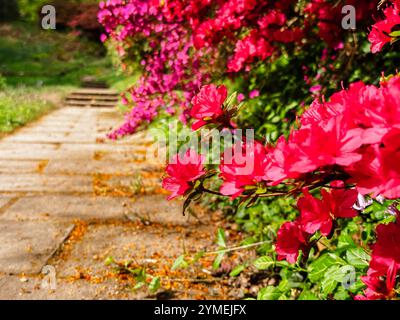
(162, 75, 400, 299)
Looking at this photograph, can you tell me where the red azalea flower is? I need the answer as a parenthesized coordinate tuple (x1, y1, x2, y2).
(356, 221, 400, 300)
(257, 10, 287, 29)
(298, 189, 330, 235)
(355, 269, 396, 300)
(162, 149, 206, 200)
(301, 76, 400, 145)
(321, 181, 358, 219)
(267, 115, 363, 184)
(370, 221, 400, 277)
(227, 30, 274, 72)
(265, 130, 317, 185)
(348, 128, 400, 199)
(190, 84, 228, 130)
(368, 2, 400, 53)
(369, 21, 394, 54)
(219, 141, 269, 198)
(276, 221, 309, 264)
(301, 115, 364, 168)
(299, 184, 357, 236)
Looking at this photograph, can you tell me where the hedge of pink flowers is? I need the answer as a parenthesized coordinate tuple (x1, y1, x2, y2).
(98, 0, 378, 139)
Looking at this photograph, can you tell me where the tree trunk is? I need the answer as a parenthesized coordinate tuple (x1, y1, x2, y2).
(0, 0, 20, 22)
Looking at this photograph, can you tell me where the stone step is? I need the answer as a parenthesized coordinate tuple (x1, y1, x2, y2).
(64, 102, 117, 108)
(64, 99, 117, 105)
(67, 95, 119, 102)
(64, 88, 120, 108)
(71, 89, 119, 96)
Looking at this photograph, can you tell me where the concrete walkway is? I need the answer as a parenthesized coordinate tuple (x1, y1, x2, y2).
(0, 107, 230, 299)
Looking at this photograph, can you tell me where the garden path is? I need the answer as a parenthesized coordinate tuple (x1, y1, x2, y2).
(0, 107, 235, 299)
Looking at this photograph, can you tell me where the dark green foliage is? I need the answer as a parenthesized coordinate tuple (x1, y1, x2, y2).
(0, 22, 116, 87)
(0, 0, 20, 22)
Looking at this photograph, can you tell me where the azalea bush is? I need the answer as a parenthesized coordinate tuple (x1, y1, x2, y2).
(101, 0, 400, 299)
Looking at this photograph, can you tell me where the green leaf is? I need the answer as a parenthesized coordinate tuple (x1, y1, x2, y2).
(319, 264, 358, 294)
(229, 264, 246, 277)
(321, 265, 340, 296)
(172, 255, 188, 271)
(149, 276, 161, 293)
(224, 91, 237, 109)
(257, 286, 281, 300)
(216, 228, 226, 248)
(308, 253, 346, 283)
(253, 256, 274, 270)
(331, 265, 356, 282)
(346, 248, 370, 269)
(337, 234, 355, 249)
(213, 252, 225, 270)
(275, 260, 290, 268)
(333, 265, 358, 291)
(348, 278, 365, 293)
(389, 30, 400, 37)
(334, 286, 350, 300)
(193, 250, 205, 263)
(298, 290, 318, 300)
(277, 279, 290, 292)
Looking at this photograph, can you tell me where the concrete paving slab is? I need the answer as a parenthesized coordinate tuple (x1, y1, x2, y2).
(0, 174, 92, 193)
(0, 159, 43, 174)
(0, 276, 145, 300)
(3, 195, 131, 222)
(2, 133, 97, 144)
(44, 160, 150, 175)
(53, 224, 211, 278)
(124, 195, 199, 226)
(0, 195, 14, 210)
(0, 143, 59, 160)
(0, 220, 74, 274)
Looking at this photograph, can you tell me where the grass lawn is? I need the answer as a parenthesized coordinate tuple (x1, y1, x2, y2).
(0, 86, 72, 135)
(0, 22, 120, 87)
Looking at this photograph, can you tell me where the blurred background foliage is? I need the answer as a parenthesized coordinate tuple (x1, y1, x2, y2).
(0, 0, 127, 134)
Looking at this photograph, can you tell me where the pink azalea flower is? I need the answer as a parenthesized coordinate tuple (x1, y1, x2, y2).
(219, 141, 269, 198)
(309, 85, 322, 93)
(162, 149, 206, 200)
(249, 89, 260, 99)
(237, 93, 245, 102)
(369, 21, 393, 54)
(100, 34, 108, 42)
(190, 84, 228, 130)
